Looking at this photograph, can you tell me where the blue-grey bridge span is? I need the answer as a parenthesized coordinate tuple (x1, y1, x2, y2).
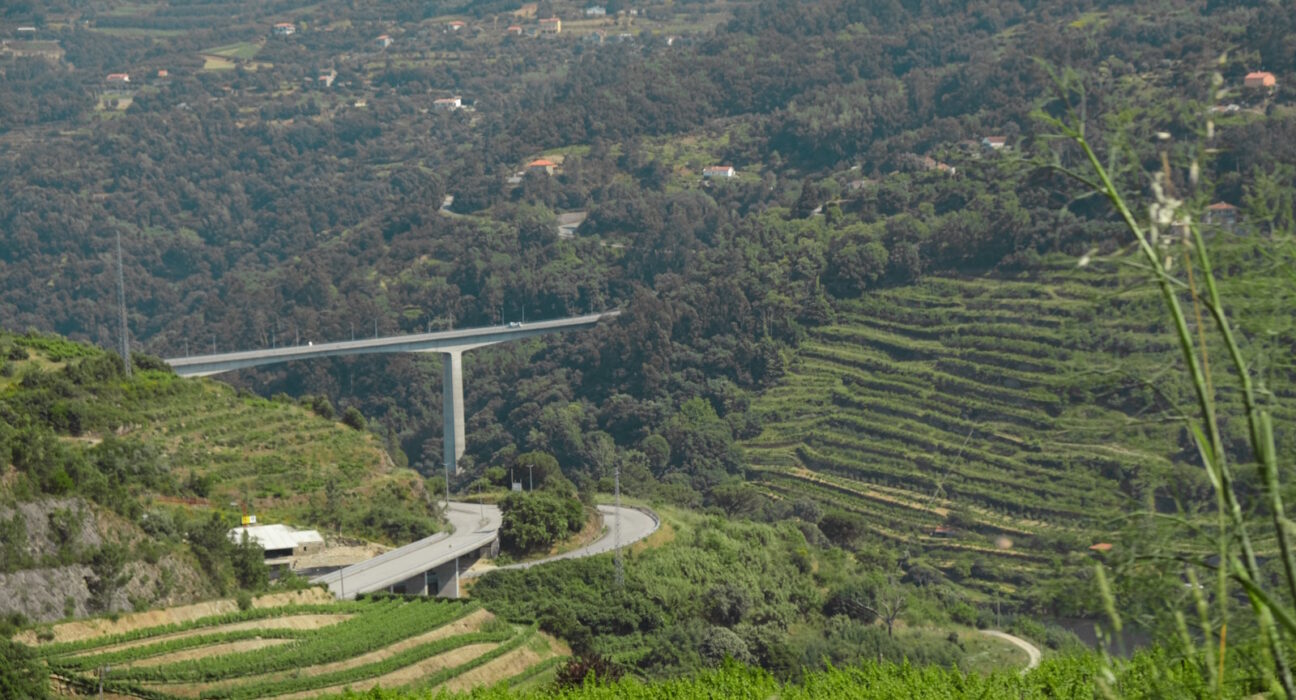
(163, 311, 620, 474)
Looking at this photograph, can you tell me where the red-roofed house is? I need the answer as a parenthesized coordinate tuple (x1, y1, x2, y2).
(506, 25, 524, 35)
(106, 73, 130, 84)
(1244, 71, 1276, 90)
(1205, 202, 1239, 228)
(528, 159, 556, 175)
(539, 17, 561, 34)
(273, 22, 295, 36)
(448, 20, 467, 31)
(376, 34, 393, 48)
(156, 69, 169, 79)
(703, 165, 736, 179)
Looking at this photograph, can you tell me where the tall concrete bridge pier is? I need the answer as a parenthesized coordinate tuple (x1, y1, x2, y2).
(164, 311, 619, 474)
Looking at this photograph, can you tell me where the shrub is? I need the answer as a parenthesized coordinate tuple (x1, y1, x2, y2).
(498, 491, 585, 554)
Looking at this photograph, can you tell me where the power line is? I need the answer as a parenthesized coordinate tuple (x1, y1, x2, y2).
(614, 459, 623, 588)
(115, 231, 131, 378)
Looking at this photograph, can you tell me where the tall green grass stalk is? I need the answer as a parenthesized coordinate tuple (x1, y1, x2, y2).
(1036, 63, 1295, 698)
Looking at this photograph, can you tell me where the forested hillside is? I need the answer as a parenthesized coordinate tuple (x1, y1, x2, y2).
(2, 0, 1294, 653)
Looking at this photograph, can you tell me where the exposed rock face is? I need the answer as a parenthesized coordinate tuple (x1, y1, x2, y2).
(0, 498, 209, 623)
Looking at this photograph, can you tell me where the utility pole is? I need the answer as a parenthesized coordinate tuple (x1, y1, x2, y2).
(115, 231, 131, 377)
(614, 459, 623, 587)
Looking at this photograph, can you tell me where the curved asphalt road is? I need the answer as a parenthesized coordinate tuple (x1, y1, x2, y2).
(982, 630, 1042, 673)
(312, 502, 501, 599)
(313, 502, 659, 596)
(463, 504, 660, 579)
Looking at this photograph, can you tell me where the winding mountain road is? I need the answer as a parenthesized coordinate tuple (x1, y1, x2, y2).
(982, 630, 1042, 673)
(312, 502, 659, 597)
(463, 505, 659, 579)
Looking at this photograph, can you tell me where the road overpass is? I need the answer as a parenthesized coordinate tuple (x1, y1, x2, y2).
(312, 502, 501, 600)
(311, 502, 659, 599)
(163, 311, 620, 474)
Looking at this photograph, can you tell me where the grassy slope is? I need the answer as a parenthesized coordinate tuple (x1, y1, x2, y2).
(743, 240, 1296, 605)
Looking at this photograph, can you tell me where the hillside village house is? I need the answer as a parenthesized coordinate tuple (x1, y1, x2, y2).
(1205, 202, 1240, 229)
(105, 73, 130, 84)
(507, 25, 524, 35)
(528, 158, 557, 175)
(1244, 71, 1276, 90)
(376, 34, 392, 47)
(434, 96, 463, 111)
(703, 165, 736, 179)
(981, 136, 1007, 150)
(448, 20, 467, 31)
(585, 5, 607, 16)
(539, 17, 561, 34)
(273, 22, 295, 36)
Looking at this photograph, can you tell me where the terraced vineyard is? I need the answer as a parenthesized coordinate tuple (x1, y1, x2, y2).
(40, 596, 566, 698)
(744, 250, 1296, 605)
(124, 376, 401, 506)
(1, 332, 435, 540)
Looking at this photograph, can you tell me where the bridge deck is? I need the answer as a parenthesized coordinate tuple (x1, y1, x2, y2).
(165, 311, 619, 377)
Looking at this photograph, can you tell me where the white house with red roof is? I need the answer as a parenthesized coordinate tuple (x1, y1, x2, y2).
(1244, 71, 1276, 90)
(105, 73, 130, 84)
(528, 158, 557, 175)
(273, 22, 295, 36)
(703, 165, 736, 179)
(1204, 202, 1239, 228)
(539, 17, 561, 34)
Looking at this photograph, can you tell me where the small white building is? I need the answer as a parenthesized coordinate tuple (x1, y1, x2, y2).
(539, 17, 561, 34)
(981, 136, 1007, 151)
(229, 524, 324, 564)
(584, 5, 607, 16)
(106, 73, 131, 84)
(273, 22, 296, 36)
(703, 165, 736, 179)
(376, 34, 392, 48)
(433, 96, 463, 111)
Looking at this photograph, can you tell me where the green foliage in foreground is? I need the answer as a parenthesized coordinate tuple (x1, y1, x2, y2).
(345, 646, 1273, 699)
(0, 638, 50, 700)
